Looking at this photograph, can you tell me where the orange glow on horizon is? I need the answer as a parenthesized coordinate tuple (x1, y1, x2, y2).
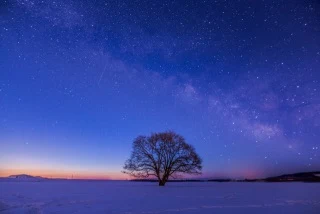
(0, 169, 265, 180)
(0, 169, 129, 180)
(0, 167, 265, 180)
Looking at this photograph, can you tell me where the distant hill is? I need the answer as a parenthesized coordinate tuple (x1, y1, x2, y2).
(264, 171, 320, 182)
(4, 174, 48, 182)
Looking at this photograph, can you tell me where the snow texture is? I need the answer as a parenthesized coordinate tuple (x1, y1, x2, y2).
(0, 180, 319, 213)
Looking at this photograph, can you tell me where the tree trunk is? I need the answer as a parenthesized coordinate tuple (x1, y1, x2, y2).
(159, 180, 166, 186)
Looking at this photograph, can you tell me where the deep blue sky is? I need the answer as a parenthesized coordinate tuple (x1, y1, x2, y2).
(0, 0, 319, 179)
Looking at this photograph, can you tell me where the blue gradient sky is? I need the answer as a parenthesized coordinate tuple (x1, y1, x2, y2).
(0, 0, 319, 179)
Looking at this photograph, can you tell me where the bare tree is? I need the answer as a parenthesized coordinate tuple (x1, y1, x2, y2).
(123, 131, 202, 186)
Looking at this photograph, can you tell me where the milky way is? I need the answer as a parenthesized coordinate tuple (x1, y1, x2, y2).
(0, 0, 319, 179)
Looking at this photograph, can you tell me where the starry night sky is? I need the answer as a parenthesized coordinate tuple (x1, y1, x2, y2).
(0, 0, 319, 179)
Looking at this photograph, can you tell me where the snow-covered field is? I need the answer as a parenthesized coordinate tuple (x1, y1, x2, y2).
(0, 180, 319, 214)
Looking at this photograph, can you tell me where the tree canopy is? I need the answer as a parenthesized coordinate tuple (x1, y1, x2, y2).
(123, 131, 202, 186)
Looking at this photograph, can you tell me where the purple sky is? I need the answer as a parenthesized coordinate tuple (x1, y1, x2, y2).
(0, 0, 319, 179)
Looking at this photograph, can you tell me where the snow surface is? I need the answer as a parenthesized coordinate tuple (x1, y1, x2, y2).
(0, 180, 319, 213)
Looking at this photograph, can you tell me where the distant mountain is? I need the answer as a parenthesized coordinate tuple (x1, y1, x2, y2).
(5, 174, 48, 181)
(264, 171, 320, 182)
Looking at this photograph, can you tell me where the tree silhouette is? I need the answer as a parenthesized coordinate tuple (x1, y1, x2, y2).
(123, 131, 202, 186)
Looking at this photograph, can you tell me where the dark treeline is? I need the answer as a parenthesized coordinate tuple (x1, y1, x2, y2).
(130, 171, 320, 183)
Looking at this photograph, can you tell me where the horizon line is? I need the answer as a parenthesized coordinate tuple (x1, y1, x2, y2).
(2, 170, 319, 181)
